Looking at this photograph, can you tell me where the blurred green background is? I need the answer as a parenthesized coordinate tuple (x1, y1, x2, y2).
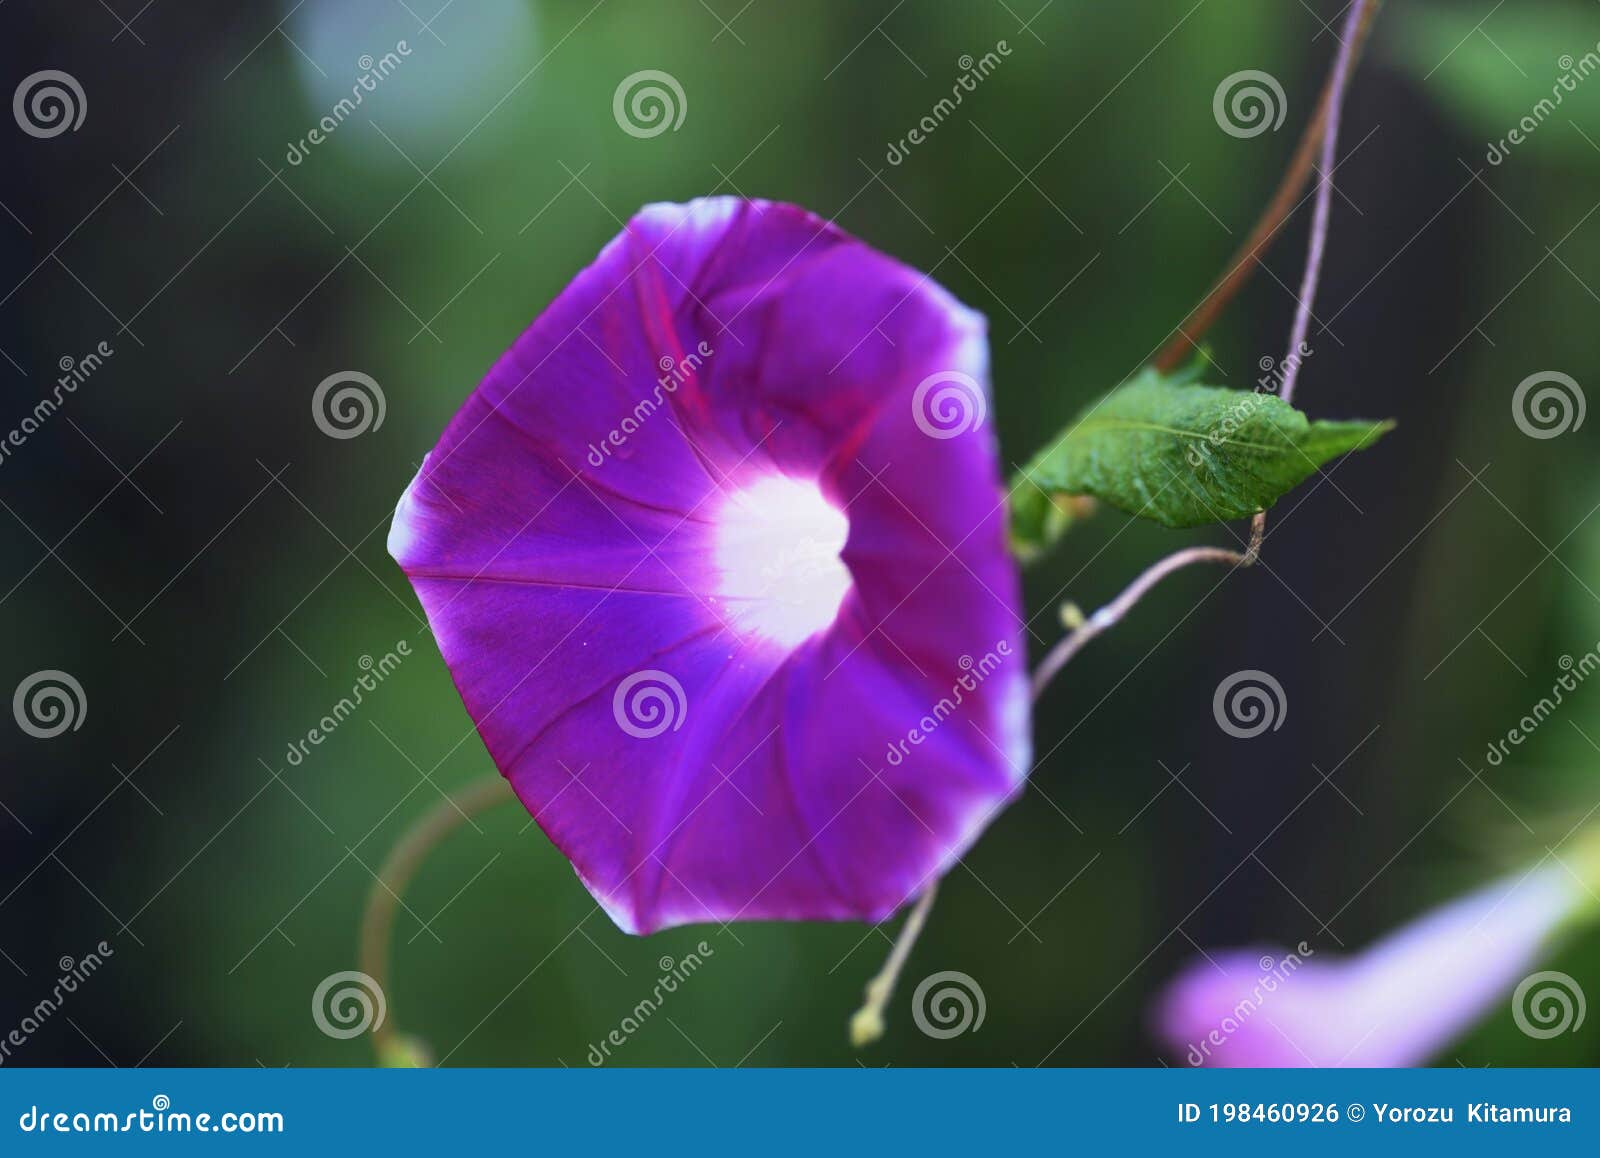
(2, 0, 1598, 1066)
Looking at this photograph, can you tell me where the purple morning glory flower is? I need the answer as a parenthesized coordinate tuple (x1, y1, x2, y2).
(1154, 863, 1585, 1066)
(389, 198, 1030, 934)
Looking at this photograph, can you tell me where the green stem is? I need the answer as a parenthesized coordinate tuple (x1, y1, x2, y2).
(1030, 536, 1259, 700)
(358, 773, 515, 1066)
(850, 881, 940, 1047)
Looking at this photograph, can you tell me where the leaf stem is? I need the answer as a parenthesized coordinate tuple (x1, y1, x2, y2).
(1152, 0, 1381, 374)
(358, 773, 514, 1065)
(1030, 522, 1262, 701)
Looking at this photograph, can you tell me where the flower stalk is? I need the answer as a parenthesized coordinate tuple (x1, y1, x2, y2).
(849, 881, 940, 1046)
(358, 773, 514, 1066)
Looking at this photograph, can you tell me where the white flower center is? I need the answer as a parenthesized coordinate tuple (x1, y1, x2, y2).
(713, 474, 851, 647)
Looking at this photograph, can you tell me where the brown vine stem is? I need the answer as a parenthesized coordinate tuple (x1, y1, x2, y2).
(359, 773, 514, 1065)
(1151, 0, 1382, 375)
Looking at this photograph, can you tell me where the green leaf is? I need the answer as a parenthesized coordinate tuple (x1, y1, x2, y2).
(1009, 370, 1393, 555)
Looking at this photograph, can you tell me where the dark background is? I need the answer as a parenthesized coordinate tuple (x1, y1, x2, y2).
(2, 0, 1598, 1066)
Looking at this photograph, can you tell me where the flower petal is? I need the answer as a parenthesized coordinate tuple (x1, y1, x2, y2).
(391, 198, 1029, 933)
(1154, 865, 1583, 1066)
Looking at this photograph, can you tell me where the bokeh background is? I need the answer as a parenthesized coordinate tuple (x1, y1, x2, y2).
(2, 0, 1598, 1067)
